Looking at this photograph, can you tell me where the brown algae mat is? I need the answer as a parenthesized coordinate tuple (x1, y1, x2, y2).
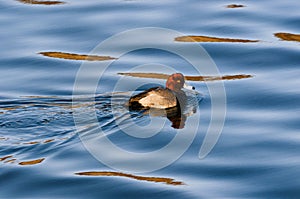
(39, 52, 117, 61)
(75, 171, 184, 186)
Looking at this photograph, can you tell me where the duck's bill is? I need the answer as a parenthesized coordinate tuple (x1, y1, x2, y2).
(183, 82, 195, 90)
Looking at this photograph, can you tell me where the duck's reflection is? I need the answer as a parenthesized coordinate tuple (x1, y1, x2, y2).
(166, 106, 188, 129)
(146, 106, 188, 129)
(131, 91, 199, 129)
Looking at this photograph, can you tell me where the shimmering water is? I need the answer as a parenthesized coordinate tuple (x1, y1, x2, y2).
(1, 0, 300, 198)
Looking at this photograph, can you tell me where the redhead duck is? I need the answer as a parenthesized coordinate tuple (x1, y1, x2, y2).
(128, 73, 195, 110)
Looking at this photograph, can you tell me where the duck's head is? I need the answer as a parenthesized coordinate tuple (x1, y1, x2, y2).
(166, 73, 194, 92)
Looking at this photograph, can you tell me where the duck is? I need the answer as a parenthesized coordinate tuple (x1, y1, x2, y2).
(128, 73, 195, 110)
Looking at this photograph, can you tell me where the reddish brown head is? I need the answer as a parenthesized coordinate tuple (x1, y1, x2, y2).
(166, 73, 185, 92)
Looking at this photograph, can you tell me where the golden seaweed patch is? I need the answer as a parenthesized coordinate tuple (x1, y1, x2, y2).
(226, 4, 245, 8)
(4, 159, 17, 164)
(175, 35, 258, 43)
(19, 158, 45, 165)
(23, 141, 40, 145)
(274, 33, 300, 42)
(119, 72, 169, 80)
(39, 52, 117, 61)
(118, 72, 253, 81)
(0, 155, 13, 161)
(44, 139, 55, 143)
(24, 139, 55, 144)
(17, 0, 65, 5)
(186, 74, 253, 81)
(75, 171, 184, 185)
(1, 105, 26, 111)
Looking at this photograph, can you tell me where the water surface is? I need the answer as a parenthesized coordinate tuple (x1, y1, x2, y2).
(1, 0, 300, 198)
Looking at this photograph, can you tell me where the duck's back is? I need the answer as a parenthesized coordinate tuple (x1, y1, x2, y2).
(128, 87, 177, 110)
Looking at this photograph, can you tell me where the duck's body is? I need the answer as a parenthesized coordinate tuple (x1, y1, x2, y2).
(128, 87, 177, 109)
(128, 73, 194, 110)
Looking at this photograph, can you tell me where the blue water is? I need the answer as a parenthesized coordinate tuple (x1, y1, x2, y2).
(1, 0, 300, 198)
